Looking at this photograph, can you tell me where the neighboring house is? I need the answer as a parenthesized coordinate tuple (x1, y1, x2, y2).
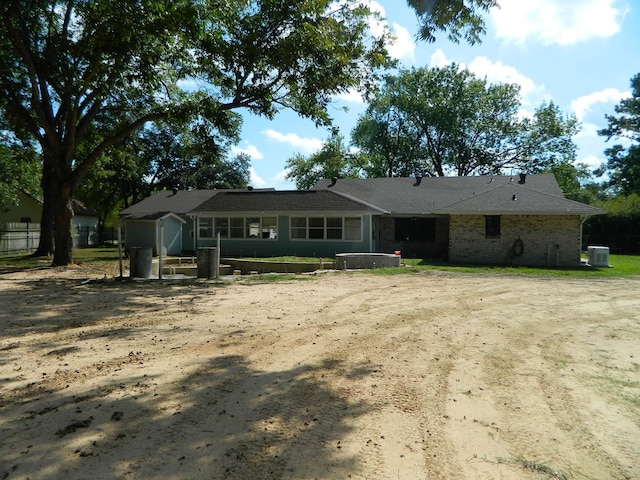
(119, 174, 605, 267)
(1, 191, 100, 250)
(0, 191, 42, 225)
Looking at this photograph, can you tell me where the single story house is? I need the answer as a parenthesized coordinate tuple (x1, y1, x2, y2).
(1, 191, 99, 248)
(119, 174, 605, 267)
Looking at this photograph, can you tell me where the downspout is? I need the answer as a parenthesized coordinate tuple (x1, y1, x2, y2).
(580, 215, 587, 262)
(190, 214, 198, 253)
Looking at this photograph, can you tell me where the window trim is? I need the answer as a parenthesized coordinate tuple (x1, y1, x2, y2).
(200, 216, 278, 240)
(198, 217, 214, 239)
(289, 215, 363, 241)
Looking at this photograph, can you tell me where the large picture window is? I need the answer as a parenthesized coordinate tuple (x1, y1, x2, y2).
(290, 216, 362, 241)
(394, 217, 436, 242)
(201, 216, 278, 240)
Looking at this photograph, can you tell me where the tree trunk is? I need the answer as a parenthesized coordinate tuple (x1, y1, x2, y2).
(52, 180, 74, 266)
(31, 171, 55, 257)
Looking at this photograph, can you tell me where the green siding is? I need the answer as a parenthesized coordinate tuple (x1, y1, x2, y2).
(196, 215, 372, 257)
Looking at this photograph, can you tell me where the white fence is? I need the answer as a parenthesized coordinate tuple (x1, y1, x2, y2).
(0, 222, 40, 255)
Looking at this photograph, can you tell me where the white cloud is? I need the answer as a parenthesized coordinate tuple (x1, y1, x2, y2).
(386, 22, 415, 61)
(177, 79, 200, 91)
(571, 88, 631, 122)
(490, 0, 628, 46)
(249, 167, 267, 188)
(231, 142, 264, 160)
(334, 88, 365, 104)
(274, 169, 291, 182)
(574, 122, 601, 139)
(262, 129, 323, 154)
(428, 49, 450, 68)
(358, 0, 415, 61)
(577, 154, 605, 170)
(428, 49, 546, 107)
(467, 57, 543, 102)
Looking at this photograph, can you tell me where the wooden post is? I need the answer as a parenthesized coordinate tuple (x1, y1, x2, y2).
(117, 226, 123, 278)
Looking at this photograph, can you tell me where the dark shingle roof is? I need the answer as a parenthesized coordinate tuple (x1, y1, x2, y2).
(312, 174, 603, 216)
(435, 183, 605, 215)
(120, 190, 219, 219)
(192, 190, 384, 214)
(120, 175, 605, 219)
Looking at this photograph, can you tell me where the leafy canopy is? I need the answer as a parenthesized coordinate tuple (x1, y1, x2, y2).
(351, 65, 578, 178)
(597, 73, 640, 195)
(0, 0, 393, 264)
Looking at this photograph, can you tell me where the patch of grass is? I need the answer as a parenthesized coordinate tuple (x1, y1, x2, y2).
(0, 247, 123, 272)
(394, 254, 640, 278)
(231, 256, 333, 263)
(516, 457, 569, 480)
(474, 455, 570, 479)
(240, 273, 315, 284)
(3, 249, 639, 279)
(587, 371, 640, 413)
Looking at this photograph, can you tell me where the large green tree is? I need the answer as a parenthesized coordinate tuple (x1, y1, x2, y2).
(0, 133, 41, 209)
(351, 65, 578, 177)
(0, 0, 393, 265)
(408, 0, 498, 44)
(597, 73, 640, 195)
(285, 131, 364, 189)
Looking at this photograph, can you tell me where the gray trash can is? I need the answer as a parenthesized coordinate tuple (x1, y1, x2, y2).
(130, 247, 153, 278)
(197, 247, 218, 279)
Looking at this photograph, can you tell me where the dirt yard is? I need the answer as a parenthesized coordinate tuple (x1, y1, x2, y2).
(1, 265, 639, 480)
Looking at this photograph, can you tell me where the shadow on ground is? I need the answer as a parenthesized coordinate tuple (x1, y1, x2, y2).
(1, 352, 373, 479)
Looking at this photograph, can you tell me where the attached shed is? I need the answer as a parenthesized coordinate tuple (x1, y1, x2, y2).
(122, 212, 186, 256)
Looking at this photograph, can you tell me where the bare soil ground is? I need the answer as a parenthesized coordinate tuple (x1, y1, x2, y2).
(1, 265, 639, 480)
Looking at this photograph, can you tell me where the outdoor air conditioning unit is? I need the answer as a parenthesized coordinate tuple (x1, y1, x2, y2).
(587, 246, 610, 267)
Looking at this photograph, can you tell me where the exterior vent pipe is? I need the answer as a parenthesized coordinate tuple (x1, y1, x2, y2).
(518, 173, 527, 184)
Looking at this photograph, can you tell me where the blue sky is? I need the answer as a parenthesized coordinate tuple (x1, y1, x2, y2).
(232, 0, 640, 190)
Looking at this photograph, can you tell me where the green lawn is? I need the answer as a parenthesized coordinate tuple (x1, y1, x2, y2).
(2, 248, 639, 278)
(395, 254, 640, 278)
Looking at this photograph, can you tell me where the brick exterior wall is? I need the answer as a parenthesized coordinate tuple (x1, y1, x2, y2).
(448, 214, 583, 267)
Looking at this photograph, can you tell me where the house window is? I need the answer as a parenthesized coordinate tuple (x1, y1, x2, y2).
(199, 217, 214, 238)
(261, 216, 278, 239)
(309, 217, 325, 239)
(394, 217, 436, 242)
(246, 217, 260, 238)
(485, 215, 501, 238)
(291, 217, 307, 239)
(326, 217, 342, 239)
(289, 216, 362, 240)
(214, 217, 228, 238)
(230, 217, 244, 238)
(209, 216, 278, 239)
